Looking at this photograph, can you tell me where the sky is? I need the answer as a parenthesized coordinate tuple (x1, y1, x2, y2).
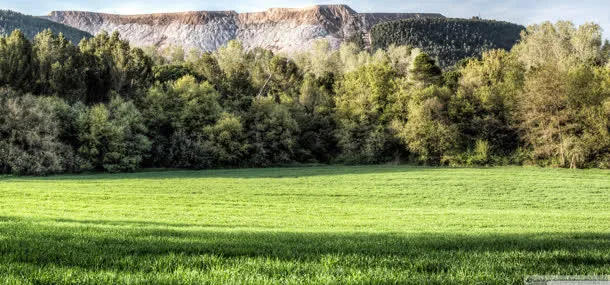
(2, 0, 608, 38)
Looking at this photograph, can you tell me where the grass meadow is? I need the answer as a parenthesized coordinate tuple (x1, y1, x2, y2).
(0, 166, 609, 284)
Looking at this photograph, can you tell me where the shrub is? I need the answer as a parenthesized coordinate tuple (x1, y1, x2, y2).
(0, 90, 70, 175)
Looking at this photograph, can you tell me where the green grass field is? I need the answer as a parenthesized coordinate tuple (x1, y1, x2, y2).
(0, 166, 609, 284)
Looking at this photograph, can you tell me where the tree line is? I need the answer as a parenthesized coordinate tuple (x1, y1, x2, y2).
(1, 21, 609, 175)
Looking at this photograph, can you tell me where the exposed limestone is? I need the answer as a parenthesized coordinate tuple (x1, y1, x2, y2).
(44, 5, 444, 53)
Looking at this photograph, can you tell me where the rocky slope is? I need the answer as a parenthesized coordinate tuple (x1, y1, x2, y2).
(44, 5, 443, 53)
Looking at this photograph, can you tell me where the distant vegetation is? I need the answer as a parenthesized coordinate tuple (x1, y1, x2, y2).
(0, 20, 609, 175)
(370, 18, 525, 67)
(0, 10, 91, 43)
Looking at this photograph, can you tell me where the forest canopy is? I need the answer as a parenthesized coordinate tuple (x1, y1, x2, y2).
(1, 20, 609, 175)
(370, 18, 525, 68)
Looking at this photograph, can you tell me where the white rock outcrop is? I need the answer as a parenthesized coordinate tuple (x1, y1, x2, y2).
(44, 5, 444, 53)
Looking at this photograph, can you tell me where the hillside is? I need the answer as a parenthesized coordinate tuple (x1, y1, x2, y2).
(0, 10, 91, 43)
(371, 18, 525, 68)
(44, 5, 444, 53)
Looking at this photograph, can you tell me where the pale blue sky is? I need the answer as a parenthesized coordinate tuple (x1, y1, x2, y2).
(2, 0, 608, 38)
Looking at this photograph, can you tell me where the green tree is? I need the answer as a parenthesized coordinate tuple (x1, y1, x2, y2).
(32, 29, 86, 101)
(253, 55, 302, 103)
(213, 41, 256, 112)
(203, 113, 248, 167)
(190, 53, 223, 87)
(451, 49, 524, 156)
(0, 89, 70, 175)
(393, 86, 458, 164)
(79, 31, 153, 103)
(345, 31, 366, 50)
(140, 76, 223, 168)
(164, 45, 185, 63)
(76, 97, 151, 172)
(172, 76, 223, 133)
(295, 40, 340, 77)
(152, 64, 201, 84)
(293, 73, 338, 162)
(0, 30, 34, 91)
(334, 62, 400, 163)
(411, 53, 442, 87)
(246, 97, 299, 166)
(337, 42, 370, 74)
(514, 21, 610, 168)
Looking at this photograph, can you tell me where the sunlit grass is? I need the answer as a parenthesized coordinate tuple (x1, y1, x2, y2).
(1, 165, 609, 284)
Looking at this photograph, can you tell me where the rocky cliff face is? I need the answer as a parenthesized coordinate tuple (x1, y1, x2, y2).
(44, 5, 443, 53)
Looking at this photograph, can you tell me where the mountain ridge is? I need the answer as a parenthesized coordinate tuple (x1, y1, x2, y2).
(44, 5, 444, 53)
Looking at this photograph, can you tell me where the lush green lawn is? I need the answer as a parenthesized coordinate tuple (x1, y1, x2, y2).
(0, 166, 609, 284)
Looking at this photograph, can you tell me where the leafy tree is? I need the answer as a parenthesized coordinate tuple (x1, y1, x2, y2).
(393, 86, 458, 164)
(190, 53, 224, 87)
(76, 96, 151, 172)
(514, 21, 605, 70)
(213, 41, 256, 112)
(152, 64, 201, 83)
(295, 40, 340, 77)
(142, 45, 167, 66)
(256, 55, 303, 103)
(0, 89, 70, 175)
(514, 22, 610, 168)
(172, 76, 223, 133)
(451, 49, 524, 155)
(79, 31, 153, 103)
(411, 53, 443, 86)
(337, 43, 370, 74)
(165, 45, 185, 63)
(0, 30, 34, 91)
(2, 25, 610, 174)
(291, 73, 338, 163)
(245, 97, 299, 166)
(140, 76, 222, 168)
(334, 62, 400, 163)
(32, 29, 86, 101)
(603, 40, 610, 67)
(345, 31, 366, 50)
(386, 45, 417, 76)
(203, 113, 248, 167)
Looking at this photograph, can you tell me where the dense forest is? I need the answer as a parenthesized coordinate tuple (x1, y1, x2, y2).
(1, 21, 609, 175)
(370, 18, 525, 68)
(0, 10, 91, 43)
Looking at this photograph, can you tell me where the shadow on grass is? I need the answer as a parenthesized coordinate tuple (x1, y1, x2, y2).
(0, 164, 457, 181)
(0, 216, 609, 275)
(2, 165, 599, 183)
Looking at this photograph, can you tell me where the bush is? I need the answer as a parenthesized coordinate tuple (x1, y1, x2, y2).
(0, 90, 71, 175)
(203, 113, 248, 167)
